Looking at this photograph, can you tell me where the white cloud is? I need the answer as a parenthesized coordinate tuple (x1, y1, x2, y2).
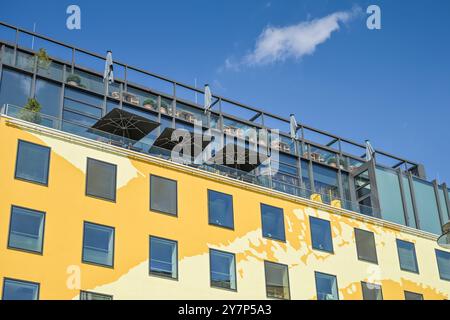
(225, 8, 360, 69)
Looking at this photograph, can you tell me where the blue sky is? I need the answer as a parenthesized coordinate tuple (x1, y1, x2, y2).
(1, 0, 450, 182)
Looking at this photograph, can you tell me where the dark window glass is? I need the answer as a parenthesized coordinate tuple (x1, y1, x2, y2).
(150, 237, 177, 279)
(86, 158, 117, 201)
(261, 204, 285, 241)
(2, 279, 39, 300)
(264, 261, 290, 300)
(210, 250, 236, 290)
(361, 282, 383, 300)
(8, 206, 45, 253)
(35, 79, 61, 117)
(82, 222, 114, 267)
(80, 291, 112, 300)
(0, 69, 31, 108)
(64, 98, 102, 118)
(355, 228, 378, 264)
(435, 249, 450, 281)
(65, 88, 103, 107)
(404, 291, 423, 300)
(301, 159, 311, 190)
(309, 216, 333, 253)
(150, 175, 177, 215)
(15, 140, 50, 185)
(315, 272, 339, 300)
(312, 163, 339, 201)
(63, 110, 98, 127)
(208, 190, 234, 229)
(396, 240, 419, 273)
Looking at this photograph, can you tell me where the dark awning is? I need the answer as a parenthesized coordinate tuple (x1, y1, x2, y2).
(151, 127, 212, 155)
(207, 143, 268, 172)
(91, 108, 159, 141)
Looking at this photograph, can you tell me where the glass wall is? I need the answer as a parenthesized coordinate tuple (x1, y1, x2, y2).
(401, 175, 417, 228)
(438, 187, 449, 221)
(375, 167, 405, 225)
(312, 163, 339, 202)
(412, 178, 442, 235)
(0, 68, 31, 108)
(35, 78, 61, 117)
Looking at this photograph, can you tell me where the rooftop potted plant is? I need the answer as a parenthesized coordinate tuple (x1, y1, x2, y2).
(36, 48, 51, 70)
(143, 98, 157, 111)
(66, 74, 81, 87)
(19, 98, 42, 124)
(327, 157, 345, 169)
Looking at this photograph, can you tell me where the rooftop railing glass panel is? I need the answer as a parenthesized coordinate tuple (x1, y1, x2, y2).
(375, 166, 406, 226)
(412, 178, 442, 234)
(1, 103, 382, 220)
(401, 174, 417, 228)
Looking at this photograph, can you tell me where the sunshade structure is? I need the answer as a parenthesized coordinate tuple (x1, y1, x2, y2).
(151, 127, 212, 158)
(208, 143, 269, 172)
(91, 108, 159, 141)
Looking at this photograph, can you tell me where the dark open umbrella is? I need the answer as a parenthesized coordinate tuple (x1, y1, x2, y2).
(152, 127, 212, 158)
(91, 108, 159, 141)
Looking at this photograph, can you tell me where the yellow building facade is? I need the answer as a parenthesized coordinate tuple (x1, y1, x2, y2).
(1, 115, 449, 300)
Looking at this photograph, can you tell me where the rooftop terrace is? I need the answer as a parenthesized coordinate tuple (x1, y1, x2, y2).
(0, 21, 448, 235)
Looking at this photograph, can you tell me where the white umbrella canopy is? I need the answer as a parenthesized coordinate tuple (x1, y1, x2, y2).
(204, 84, 212, 113)
(365, 140, 376, 162)
(103, 50, 114, 84)
(290, 114, 298, 139)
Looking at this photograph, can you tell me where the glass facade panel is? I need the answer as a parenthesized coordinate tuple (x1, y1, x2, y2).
(412, 178, 442, 235)
(35, 79, 61, 117)
(310, 217, 333, 253)
(300, 160, 311, 190)
(86, 159, 117, 201)
(402, 176, 417, 228)
(210, 250, 236, 290)
(0, 69, 31, 108)
(82, 222, 114, 267)
(315, 272, 338, 300)
(15, 140, 50, 185)
(208, 190, 234, 229)
(361, 282, 383, 300)
(261, 204, 285, 241)
(355, 229, 378, 264)
(396, 239, 419, 273)
(2, 279, 39, 300)
(63, 110, 98, 127)
(64, 98, 102, 118)
(150, 175, 177, 215)
(312, 163, 339, 202)
(438, 187, 449, 221)
(375, 167, 405, 225)
(150, 237, 177, 279)
(435, 249, 450, 281)
(265, 261, 290, 299)
(8, 206, 45, 253)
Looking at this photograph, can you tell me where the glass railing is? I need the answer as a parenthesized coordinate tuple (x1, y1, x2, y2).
(1, 103, 380, 218)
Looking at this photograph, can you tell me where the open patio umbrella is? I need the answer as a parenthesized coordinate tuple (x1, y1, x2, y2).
(91, 108, 159, 141)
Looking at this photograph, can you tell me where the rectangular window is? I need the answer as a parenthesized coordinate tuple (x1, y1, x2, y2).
(86, 158, 117, 201)
(355, 228, 378, 264)
(210, 249, 237, 291)
(309, 216, 333, 253)
(150, 175, 177, 215)
(261, 204, 285, 242)
(361, 282, 383, 300)
(82, 222, 115, 267)
(264, 261, 290, 300)
(8, 206, 45, 254)
(435, 249, 450, 281)
(315, 272, 339, 300)
(80, 291, 113, 300)
(149, 237, 178, 279)
(2, 278, 39, 300)
(208, 190, 234, 229)
(404, 291, 423, 300)
(396, 239, 419, 273)
(15, 140, 50, 185)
